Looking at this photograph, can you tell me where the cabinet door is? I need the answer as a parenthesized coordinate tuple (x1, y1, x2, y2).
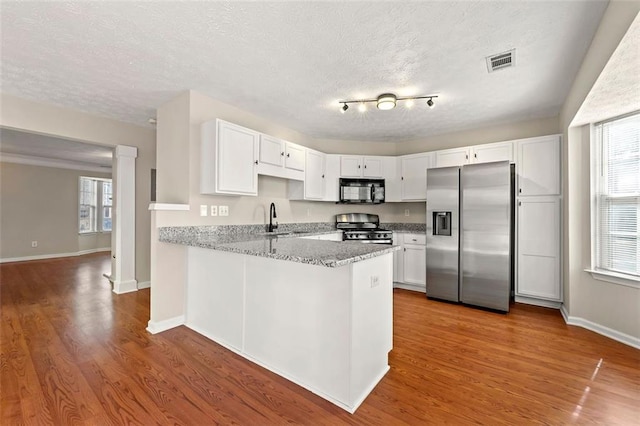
(305, 149, 325, 200)
(340, 156, 362, 177)
(517, 198, 561, 300)
(323, 154, 340, 202)
(285, 142, 305, 171)
(471, 141, 513, 164)
(393, 233, 404, 283)
(383, 157, 401, 202)
(435, 147, 470, 168)
(403, 244, 426, 285)
(363, 157, 383, 177)
(401, 153, 433, 201)
(217, 120, 258, 195)
(259, 134, 284, 167)
(517, 136, 560, 196)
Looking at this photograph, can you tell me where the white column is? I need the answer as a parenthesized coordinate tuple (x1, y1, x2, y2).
(112, 145, 138, 294)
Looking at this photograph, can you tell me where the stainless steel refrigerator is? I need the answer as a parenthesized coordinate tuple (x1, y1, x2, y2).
(425, 161, 513, 312)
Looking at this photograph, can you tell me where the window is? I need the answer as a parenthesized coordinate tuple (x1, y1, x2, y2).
(79, 177, 112, 233)
(592, 112, 640, 282)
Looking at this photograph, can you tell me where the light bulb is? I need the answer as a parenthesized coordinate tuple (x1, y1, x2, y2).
(405, 99, 414, 109)
(358, 103, 367, 112)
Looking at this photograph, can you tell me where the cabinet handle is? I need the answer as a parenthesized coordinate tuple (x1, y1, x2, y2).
(404, 248, 406, 252)
(465, 154, 468, 160)
(254, 160, 258, 165)
(474, 153, 477, 159)
(287, 153, 290, 157)
(364, 165, 367, 168)
(518, 201, 522, 206)
(322, 174, 325, 178)
(358, 165, 361, 169)
(401, 176, 404, 180)
(519, 188, 522, 193)
(412, 239, 417, 241)
(281, 152, 285, 156)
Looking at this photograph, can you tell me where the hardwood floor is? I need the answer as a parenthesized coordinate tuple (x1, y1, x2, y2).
(2, 253, 638, 425)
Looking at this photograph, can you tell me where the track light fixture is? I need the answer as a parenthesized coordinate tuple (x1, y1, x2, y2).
(338, 93, 438, 112)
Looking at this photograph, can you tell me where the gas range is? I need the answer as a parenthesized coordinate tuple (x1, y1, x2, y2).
(335, 213, 393, 244)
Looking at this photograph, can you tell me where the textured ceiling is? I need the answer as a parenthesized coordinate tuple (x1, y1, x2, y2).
(0, 128, 113, 167)
(0, 1, 608, 142)
(572, 12, 640, 126)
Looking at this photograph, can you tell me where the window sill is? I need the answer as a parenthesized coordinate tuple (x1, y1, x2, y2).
(584, 269, 640, 289)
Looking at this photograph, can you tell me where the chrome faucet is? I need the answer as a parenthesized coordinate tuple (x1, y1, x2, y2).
(268, 202, 278, 232)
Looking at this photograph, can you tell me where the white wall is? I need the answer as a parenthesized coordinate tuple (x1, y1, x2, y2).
(560, 1, 640, 340)
(0, 161, 111, 259)
(0, 94, 156, 282)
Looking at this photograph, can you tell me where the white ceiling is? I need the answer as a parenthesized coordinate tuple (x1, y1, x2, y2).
(1, 1, 608, 142)
(572, 12, 640, 126)
(0, 128, 113, 168)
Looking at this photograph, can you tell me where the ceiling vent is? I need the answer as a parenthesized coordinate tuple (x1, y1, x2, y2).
(486, 49, 515, 73)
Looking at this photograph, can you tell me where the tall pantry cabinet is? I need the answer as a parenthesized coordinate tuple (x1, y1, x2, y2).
(515, 135, 562, 307)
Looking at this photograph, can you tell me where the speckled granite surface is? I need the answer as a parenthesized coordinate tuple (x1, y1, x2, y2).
(159, 224, 398, 268)
(382, 223, 426, 233)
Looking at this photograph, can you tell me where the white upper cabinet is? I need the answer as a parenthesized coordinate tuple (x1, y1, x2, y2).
(259, 134, 284, 167)
(340, 156, 362, 177)
(340, 156, 384, 177)
(517, 135, 561, 196)
(257, 135, 305, 181)
(201, 119, 258, 196)
(304, 149, 326, 200)
(470, 141, 514, 164)
(363, 157, 383, 177)
(324, 154, 340, 202)
(284, 142, 305, 171)
(435, 147, 470, 168)
(400, 153, 434, 201)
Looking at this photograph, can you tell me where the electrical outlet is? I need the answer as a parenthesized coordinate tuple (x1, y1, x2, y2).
(210, 205, 218, 216)
(200, 205, 208, 217)
(370, 275, 380, 288)
(31, 241, 38, 248)
(405, 209, 410, 217)
(219, 205, 229, 216)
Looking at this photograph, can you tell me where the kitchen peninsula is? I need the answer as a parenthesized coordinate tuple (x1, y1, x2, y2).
(158, 226, 397, 413)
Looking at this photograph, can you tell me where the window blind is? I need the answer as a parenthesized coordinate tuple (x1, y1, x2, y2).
(594, 112, 640, 278)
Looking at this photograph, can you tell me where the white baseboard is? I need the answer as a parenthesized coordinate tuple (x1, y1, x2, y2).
(560, 305, 640, 350)
(112, 279, 138, 294)
(147, 315, 185, 334)
(393, 282, 426, 293)
(137, 281, 151, 290)
(515, 295, 562, 309)
(0, 247, 110, 264)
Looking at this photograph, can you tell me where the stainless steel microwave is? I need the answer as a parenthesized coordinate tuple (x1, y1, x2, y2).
(339, 178, 385, 204)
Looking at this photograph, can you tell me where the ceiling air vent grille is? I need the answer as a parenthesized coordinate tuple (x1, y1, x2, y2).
(486, 49, 515, 73)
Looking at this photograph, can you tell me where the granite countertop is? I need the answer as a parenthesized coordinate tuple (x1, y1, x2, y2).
(382, 223, 426, 233)
(159, 224, 399, 268)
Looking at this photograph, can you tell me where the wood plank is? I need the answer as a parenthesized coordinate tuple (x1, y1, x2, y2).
(1, 253, 639, 424)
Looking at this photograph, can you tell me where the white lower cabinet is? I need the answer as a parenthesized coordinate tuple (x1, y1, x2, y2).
(516, 197, 562, 305)
(393, 232, 426, 292)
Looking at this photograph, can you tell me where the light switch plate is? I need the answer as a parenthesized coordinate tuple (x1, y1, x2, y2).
(370, 275, 380, 288)
(200, 205, 208, 217)
(219, 205, 229, 216)
(210, 205, 218, 216)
